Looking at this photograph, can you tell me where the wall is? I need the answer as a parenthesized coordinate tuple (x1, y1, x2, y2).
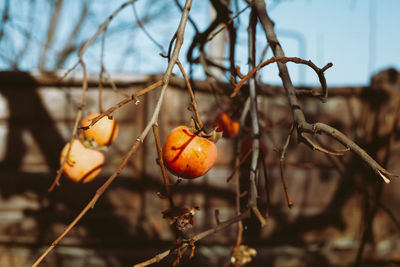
(0, 69, 399, 266)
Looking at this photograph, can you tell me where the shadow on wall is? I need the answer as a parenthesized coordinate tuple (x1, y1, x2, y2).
(0, 71, 65, 197)
(0, 70, 399, 266)
(0, 72, 64, 172)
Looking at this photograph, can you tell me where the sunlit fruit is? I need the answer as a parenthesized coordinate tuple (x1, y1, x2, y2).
(60, 139, 105, 183)
(214, 112, 240, 138)
(81, 113, 119, 146)
(163, 126, 217, 179)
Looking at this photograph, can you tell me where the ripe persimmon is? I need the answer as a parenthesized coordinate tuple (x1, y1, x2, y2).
(163, 126, 217, 179)
(214, 112, 240, 138)
(60, 139, 105, 183)
(81, 113, 119, 146)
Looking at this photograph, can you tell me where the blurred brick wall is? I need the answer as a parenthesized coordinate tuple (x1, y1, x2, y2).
(0, 69, 399, 266)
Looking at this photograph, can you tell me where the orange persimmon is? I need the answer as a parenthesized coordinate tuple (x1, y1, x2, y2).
(214, 112, 240, 138)
(163, 126, 217, 179)
(60, 139, 105, 183)
(81, 113, 119, 146)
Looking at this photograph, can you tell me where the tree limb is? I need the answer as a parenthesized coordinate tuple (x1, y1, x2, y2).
(252, 0, 396, 183)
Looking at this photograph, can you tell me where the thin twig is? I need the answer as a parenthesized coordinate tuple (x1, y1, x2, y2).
(79, 80, 163, 130)
(132, 1, 165, 53)
(48, 59, 88, 192)
(98, 24, 108, 113)
(279, 124, 294, 208)
(206, 4, 251, 43)
(230, 56, 332, 98)
(260, 149, 270, 218)
(300, 132, 349, 156)
(134, 209, 251, 267)
(58, 0, 138, 82)
(34, 139, 142, 267)
(152, 123, 174, 208)
(234, 153, 243, 247)
(104, 71, 129, 97)
(176, 60, 203, 129)
(173, 0, 199, 35)
(310, 122, 395, 183)
(226, 148, 252, 182)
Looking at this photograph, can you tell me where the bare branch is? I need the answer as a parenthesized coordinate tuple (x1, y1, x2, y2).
(252, 0, 396, 183)
(79, 80, 163, 131)
(230, 56, 332, 98)
(206, 3, 250, 43)
(48, 58, 88, 192)
(300, 132, 349, 156)
(247, 6, 265, 227)
(279, 124, 294, 208)
(134, 209, 251, 267)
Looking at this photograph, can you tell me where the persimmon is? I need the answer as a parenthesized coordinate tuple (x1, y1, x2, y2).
(163, 126, 217, 179)
(81, 113, 119, 146)
(60, 139, 105, 183)
(214, 112, 240, 138)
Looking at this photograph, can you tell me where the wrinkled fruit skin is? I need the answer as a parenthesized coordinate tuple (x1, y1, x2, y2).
(163, 126, 217, 179)
(214, 112, 240, 138)
(81, 113, 119, 146)
(60, 139, 105, 183)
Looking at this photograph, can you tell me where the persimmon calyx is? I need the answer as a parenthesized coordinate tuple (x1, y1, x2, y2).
(187, 118, 222, 143)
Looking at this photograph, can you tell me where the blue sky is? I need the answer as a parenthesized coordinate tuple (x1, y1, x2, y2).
(1, 0, 399, 87)
(260, 0, 400, 86)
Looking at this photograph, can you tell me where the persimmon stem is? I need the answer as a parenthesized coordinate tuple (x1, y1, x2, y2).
(176, 60, 203, 130)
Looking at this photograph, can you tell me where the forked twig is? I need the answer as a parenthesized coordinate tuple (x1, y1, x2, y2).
(134, 209, 251, 267)
(300, 132, 349, 156)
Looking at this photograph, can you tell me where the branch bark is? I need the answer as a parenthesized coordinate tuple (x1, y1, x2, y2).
(252, 0, 396, 183)
(247, 6, 265, 227)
